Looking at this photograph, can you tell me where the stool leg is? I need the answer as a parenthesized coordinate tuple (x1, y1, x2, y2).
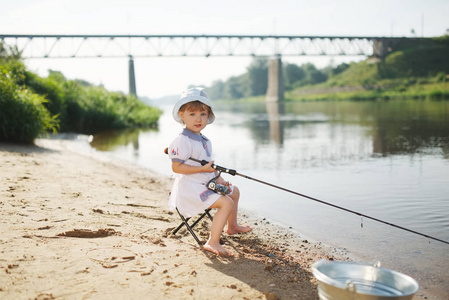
(205, 209, 213, 221)
(190, 211, 209, 229)
(173, 208, 203, 245)
(173, 217, 189, 235)
(179, 214, 202, 245)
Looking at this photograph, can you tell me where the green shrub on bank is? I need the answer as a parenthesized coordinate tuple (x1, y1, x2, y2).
(65, 83, 161, 134)
(0, 69, 58, 143)
(380, 47, 449, 78)
(1, 43, 161, 142)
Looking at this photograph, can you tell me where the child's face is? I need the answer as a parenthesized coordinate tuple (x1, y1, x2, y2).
(178, 108, 209, 134)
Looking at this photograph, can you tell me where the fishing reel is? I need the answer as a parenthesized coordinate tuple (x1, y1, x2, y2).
(206, 171, 231, 195)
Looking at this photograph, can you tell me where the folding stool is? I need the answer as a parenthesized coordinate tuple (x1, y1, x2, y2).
(172, 208, 214, 245)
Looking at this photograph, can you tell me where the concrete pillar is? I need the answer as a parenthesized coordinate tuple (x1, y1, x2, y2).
(373, 38, 402, 59)
(266, 57, 284, 102)
(128, 56, 137, 97)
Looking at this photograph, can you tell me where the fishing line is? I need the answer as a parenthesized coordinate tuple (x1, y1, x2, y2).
(164, 148, 449, 245)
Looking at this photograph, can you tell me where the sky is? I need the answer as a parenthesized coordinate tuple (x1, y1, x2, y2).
(1, 0, 449, 99)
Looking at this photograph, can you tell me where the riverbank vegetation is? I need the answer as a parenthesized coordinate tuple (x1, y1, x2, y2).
(203, 35, 449, 102)
(0, 44, 161, 143)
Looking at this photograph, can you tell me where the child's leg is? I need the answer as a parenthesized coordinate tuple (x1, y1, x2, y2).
(226, 186, 252, 235)
(204, 196, 233, 255)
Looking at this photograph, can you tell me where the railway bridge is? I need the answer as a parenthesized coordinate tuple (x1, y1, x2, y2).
(1, 34, 410, 101)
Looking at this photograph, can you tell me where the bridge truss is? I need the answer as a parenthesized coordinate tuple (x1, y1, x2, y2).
(0, 34, 385, 58)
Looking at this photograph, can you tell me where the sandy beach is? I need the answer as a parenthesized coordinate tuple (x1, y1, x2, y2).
(0, 139, 426, 300)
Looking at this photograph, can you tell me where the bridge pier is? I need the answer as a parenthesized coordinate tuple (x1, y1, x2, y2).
(128, 56, 137, 97)
(266, 57, 284, 102)
(373, 38, 402, 59)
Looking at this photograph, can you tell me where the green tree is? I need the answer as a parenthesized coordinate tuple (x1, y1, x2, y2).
(207, 80, 225, 99)
(284, 63, 306, 90)
(301, 63, 328, 85)
(223, 75, 246, 99)
(246, 57, 268, 96)
(333, 62, 350, 75)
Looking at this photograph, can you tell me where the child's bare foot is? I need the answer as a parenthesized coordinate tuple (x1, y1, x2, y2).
(227, 225, 252, 235)
(204, 241, 228, 256)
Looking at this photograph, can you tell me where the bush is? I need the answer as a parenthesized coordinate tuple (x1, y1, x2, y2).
(435, 72, 447, 83)
(0, 70, 59, 143)
(427, 89, 449, 100)
(63, 84, 161, 134)
(382, 47, 449, 78)
(25, 71, 66, 122)
(1, 42, 162, 141)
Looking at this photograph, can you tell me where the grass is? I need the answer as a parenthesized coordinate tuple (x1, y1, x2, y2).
(280, 37, 449, 102)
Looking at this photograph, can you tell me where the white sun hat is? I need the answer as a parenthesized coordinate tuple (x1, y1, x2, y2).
(172, 87, 215, 124)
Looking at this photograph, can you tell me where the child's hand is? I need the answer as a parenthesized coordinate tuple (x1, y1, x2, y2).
(216, 177, 232, 187)
(222, 181, 232, 188)
(202, 161, 216, 173)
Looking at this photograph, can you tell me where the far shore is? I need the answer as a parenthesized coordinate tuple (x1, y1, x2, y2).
(0, 139, 428, 299)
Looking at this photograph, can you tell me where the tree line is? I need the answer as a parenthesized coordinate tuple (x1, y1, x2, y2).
(202, 57, 350, 100)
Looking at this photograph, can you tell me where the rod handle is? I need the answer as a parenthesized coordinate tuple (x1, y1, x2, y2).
(212, 164, 237, 176)
(195, 159, 237, 176)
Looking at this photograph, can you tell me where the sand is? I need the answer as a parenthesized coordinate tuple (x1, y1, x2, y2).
(0, 139, 425, 300)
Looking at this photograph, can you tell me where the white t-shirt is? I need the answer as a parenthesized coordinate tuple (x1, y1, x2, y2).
(168, 129, 231, 218)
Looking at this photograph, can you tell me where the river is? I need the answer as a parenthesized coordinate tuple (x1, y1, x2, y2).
(76, 99, 449, 298)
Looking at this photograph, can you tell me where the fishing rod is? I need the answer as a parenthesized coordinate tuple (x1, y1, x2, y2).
(164, 148, 449, 245)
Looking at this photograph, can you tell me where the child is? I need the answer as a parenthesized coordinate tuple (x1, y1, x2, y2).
(168, 87, 251, 256)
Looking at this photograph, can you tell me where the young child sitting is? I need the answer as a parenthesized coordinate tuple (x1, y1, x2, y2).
(168, 87, 252, 256)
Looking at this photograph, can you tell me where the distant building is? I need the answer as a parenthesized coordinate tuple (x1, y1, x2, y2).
(446, 28, 449, 36)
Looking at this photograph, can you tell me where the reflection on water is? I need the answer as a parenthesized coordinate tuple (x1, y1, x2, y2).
(89, 99, 449, 298)
(266, 102, 284, 145)
(90, 128, 142, 152)
(92, 100, 449, 157)
(230, 100, 449, 158)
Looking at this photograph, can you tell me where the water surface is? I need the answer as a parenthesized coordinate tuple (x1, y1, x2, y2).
(87, 100, 449, 297)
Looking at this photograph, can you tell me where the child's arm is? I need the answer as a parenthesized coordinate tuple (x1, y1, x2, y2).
(172, 160, 215, 174)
